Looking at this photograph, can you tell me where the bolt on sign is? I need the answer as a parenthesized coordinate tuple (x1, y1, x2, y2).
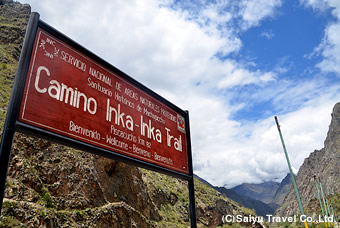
(19, 26, 189, 174)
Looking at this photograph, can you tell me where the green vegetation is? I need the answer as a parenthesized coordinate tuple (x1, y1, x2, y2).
(328, 192, 340, 212)
(39, 187, 55, 208)
(0, 45, 19, 126)
(1, 62, 8, 70)
(0, 0, 28, 127)
(141, 170, 189, 226)
(141, 169, 257, 227)
(0, 215, 23, 227)
(194, 178, 223, 207)
(40, 210, 47, 217)
(75, 209, 84, 217)
(2, 200, 15, 209)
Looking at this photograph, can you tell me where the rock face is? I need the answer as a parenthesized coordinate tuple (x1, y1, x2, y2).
(276, 103, 340, 216)
(0, 0, 30, 122)
(271, 173, 292, 206)
(2, 133, 160, 227)
(0, 1, 260, 227)
(0, 0, 29, 45)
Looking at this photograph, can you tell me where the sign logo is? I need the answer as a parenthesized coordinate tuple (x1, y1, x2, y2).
(177, 114, 185, 133)
(39, 37, 59, 60)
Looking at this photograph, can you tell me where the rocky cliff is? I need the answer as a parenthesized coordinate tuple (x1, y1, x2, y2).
(0, 1, 259, 227)
(276, 103, 340, 217)
(271, 173, 291, 206)
(0, 0, 30, 123)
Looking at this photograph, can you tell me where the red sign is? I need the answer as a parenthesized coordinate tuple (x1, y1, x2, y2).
(19, 28, 189, 174)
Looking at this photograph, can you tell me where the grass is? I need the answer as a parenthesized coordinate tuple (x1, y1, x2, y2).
(0, 215, 23, 227)
(39, 187, 55, 209)
(0, 44, 19, 127)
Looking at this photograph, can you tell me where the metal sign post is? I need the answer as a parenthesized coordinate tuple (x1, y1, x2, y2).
(0, 12, 197, 226)
(325, 198, 333, 227)
(0, 12, 40, 213)
(185, 111, 197, 227)
(319, 177, 331, 227)
(314, 175, 328, 227)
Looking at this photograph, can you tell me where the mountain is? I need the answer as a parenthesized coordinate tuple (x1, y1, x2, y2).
(214, 187, 276, 217)
(276, 102, 340, 216)
(195, 174, 280, 217)
(0, 1, 261, 227)
(271, 173, 292, 205)
(0, 0, 30, 124)
(232, 182, 280, 204)
(230, 174, 292, 211)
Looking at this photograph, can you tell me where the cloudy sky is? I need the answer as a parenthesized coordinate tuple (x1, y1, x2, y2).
(22, 0, 340, 188)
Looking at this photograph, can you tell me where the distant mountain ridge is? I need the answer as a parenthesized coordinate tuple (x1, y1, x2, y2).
(194, 174, 292, 217)
(231, 173, 292, 206)
(232, 181, 280, 204)
(214, 186, 276, 217)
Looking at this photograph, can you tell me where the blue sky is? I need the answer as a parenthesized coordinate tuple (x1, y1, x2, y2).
(231, 0, 336, 121)
(23, 0, 340, 187)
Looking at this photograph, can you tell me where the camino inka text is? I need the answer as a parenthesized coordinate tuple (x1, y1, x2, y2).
(32, 65, 184, 153)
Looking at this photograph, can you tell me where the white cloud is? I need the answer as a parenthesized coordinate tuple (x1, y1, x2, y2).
(165, 0, 283, 55)
(196, 94, 337, 187)
(316, 23, 340, 75)
(301, 0, 340, 76)
(238, 0, 282, 29)
(300, 0, 340, 17)
(27, 0, 227, 90)
(217, 65, 276, 88)
(260, 30, 275, 39)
